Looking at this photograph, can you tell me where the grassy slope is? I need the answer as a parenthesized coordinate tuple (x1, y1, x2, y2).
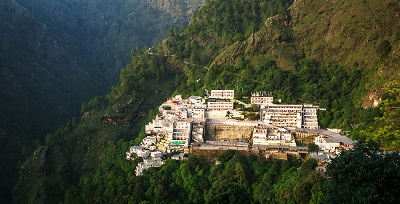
(210, 0, 400, 106)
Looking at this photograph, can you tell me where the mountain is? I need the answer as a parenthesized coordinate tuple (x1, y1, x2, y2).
(213, 0, 400, 106)
(0, 0, 205, 137)
(0, 0, 203, 202)
(13, 0, 400, 203)
(15, 0, 205, 84)
(1, 1, 99, 201)
(0, 0, 99, 138)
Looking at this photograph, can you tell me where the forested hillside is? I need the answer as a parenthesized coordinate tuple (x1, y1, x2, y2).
(15, 0, 205, 84)
(0, 0, 203, 202)
(0, 0, 99, 201)
(13, 50, 183, 203)
(78, 150, 325, 203)
(14, 0, 400, 203)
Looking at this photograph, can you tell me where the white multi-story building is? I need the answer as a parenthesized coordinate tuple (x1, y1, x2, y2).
(142, 136, 156, 147)
(150, 151, 163, 159)
(135, 158, 164, 176)
(168, 120, 192, 148)
(262, 104, 303, 128)
(262, 104, 320, 129)
(192, 108, 205, 119)
(252, 124, 269, 145)
(302, 106, 319, 129)
(210, 90, 235, 99)
(207, 101, 234, 110)
(145, 115, 169, 134)
(251, 96, 274, 106)
(252, 125, 295, 146)
(266, 128, 294, 146)
(187, 96, 204, 104)
(126, 146, 150, 160)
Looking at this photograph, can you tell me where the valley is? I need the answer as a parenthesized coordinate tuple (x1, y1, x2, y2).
(0, 0, 204, 202)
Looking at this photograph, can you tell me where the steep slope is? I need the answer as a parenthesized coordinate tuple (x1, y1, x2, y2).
(15, 0, 204, 84)
(0, 0, 99, 138)
(290, 0, 400, 68)
(1, 0, 203, 202)
(209, 0, 400, 106)
(13, 52, 181, 203)
(1, 0, 204, 138)
(0, 0, 99, 201)
(13, 0, 295, 202)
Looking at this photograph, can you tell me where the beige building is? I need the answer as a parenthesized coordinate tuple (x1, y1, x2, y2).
(251, 96, 274, 106)
(192, 108, 205, 119)
(252, 124, 269, 145)
(252, 125, 295, 147)
(207, 101, 234, 110)
(210, 90, 235, 99)
(262, 104, 320, 129)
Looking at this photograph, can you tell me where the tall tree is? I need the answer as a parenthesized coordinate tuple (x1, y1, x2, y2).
(323, 142, 400, 204)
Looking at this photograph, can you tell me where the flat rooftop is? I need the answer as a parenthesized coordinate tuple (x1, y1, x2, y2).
(295, 128, 354, 145)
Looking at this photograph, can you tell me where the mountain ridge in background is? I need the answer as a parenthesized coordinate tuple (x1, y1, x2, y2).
(0, 0, 204, 202)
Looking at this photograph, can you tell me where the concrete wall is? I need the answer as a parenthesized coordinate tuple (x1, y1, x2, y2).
(205, 124, 253, 141)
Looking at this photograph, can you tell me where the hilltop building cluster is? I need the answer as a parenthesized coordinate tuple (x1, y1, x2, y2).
(126, 90, 353, 176)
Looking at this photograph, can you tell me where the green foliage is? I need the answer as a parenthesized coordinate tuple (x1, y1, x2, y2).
(14, 0, 400, 203)
(14, 45, 180, 203)
(167, 0, 293, 65)
(359, 80, 400, 150)
(75, 150, 324, 204)
(307, 143, 319, 153)
(179, 56, 373, 129)
(4, 0, 205, 199)
(323, 142, 400, 203)
(376, 40, 392, 57)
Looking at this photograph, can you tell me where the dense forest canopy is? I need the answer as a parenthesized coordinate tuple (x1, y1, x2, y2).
(77, 149, 325, 204)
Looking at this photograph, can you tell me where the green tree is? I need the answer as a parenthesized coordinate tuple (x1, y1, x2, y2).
(361, 80, 400, 150)
(293, 181, 312, 204)
(64, 185, 83, 204)
(374, 80, 400, 149)
(307, 143, 319, 153)
(234, 162, 246, 186)
(323, 142, 400, 203)
(376, 40, 392, 57)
